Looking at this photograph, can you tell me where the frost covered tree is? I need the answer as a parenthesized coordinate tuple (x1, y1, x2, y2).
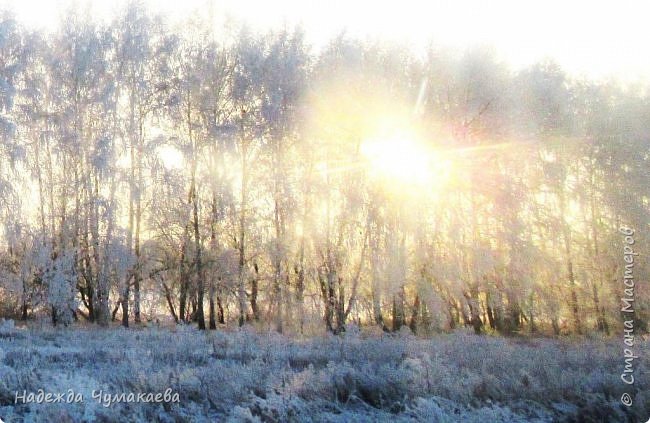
(0, 3, 647, 336)
(45, 249, 78, 326)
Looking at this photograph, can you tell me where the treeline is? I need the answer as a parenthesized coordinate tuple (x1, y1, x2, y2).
(0, 2, 647, 335)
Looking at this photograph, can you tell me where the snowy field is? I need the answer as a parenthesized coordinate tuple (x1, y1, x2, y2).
(0, 321, 647, 422)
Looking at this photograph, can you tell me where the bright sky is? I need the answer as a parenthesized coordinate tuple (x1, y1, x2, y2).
(5, 0, 650, 83)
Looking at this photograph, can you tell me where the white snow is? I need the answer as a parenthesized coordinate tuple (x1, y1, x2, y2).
(0, 323, 646, 422)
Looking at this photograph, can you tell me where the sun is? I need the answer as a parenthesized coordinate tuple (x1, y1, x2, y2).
(360, 134, 446, 188)
(157, 145, 184, 170)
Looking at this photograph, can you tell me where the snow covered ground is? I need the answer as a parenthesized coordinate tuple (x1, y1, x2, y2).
(0, 321, 647, 422)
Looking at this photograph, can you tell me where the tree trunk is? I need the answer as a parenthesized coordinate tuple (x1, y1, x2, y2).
(237, 118, 248, 327)
(250, 262, 260, 321)
(409, 294, 420, 333)
(209, 286, 217, 330)
(392, 287, 406, 332)
(191, 174, 206, 330)
(122, 288, 129, 328)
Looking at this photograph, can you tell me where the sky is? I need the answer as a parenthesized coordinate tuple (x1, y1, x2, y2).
(3, 0, 650, 83)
